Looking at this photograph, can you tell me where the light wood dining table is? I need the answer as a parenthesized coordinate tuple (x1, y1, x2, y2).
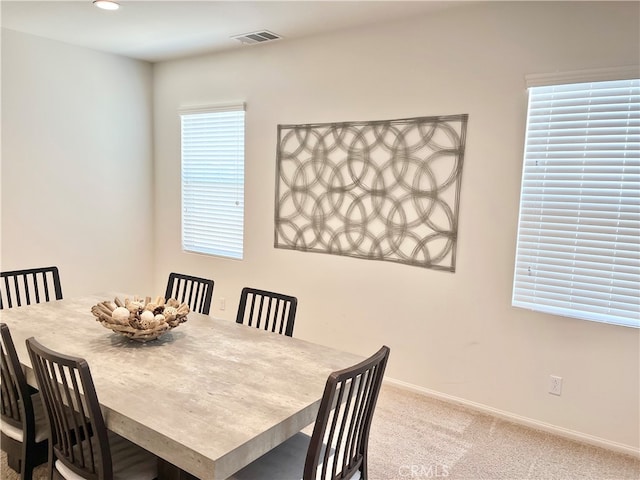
(0, 293, 364, 479)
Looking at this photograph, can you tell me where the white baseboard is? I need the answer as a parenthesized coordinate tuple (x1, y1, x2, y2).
(384, 377, 640, 459)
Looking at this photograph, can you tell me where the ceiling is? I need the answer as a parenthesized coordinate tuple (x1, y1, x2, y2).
(1, 0, 465, 63)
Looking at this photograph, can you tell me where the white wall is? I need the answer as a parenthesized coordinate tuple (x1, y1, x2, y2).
(1, 29, 154, 295)
(153, 2, 640, 451)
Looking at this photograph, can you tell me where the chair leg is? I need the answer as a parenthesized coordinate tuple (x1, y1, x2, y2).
(22, 440, 47, 480)
(21, 459, 33, 480)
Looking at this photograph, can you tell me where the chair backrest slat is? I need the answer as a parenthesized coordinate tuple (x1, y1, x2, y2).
(0, 266, 63, 310)
(304, 345, 390, 480)
(27, 337, 112, 480)
(236, 287, 298, 337)
(0, 323, 47, 478)
(165, 272, 214, 315)
(0, 324, 35, 434)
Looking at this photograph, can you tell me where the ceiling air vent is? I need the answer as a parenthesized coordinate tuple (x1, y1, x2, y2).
(231, 30, 282, 45)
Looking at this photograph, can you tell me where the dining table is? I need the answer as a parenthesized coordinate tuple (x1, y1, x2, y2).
(0, 293, 364, 480)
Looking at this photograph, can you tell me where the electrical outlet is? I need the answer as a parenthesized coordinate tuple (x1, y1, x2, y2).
(220, 297, 226, 311)
(549, 375, 563, 396)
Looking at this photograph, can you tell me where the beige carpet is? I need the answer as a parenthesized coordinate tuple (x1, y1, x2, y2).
(367, 385, 639, 480)
(2, 383, 639, 479)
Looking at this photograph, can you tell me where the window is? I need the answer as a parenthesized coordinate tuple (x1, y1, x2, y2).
(513, 72, 639, 328)
(180, 104, 245, 260)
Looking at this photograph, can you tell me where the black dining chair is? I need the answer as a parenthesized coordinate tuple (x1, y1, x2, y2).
(235, 287, 298, 337)
(165, 272, 214, 315)
(229, 345, 390, 480)
(0, 266, 63, 310)
(26, 337, 158, 480)
(0, 323, 48, 480)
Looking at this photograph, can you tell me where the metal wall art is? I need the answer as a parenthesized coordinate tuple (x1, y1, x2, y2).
(274, 114, 468, 271)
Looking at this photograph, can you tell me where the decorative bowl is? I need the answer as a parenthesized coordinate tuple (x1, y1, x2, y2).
(91, 296, 189, 342)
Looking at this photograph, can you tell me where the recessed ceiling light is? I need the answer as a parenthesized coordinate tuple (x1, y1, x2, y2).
(93, 0, 120, 11)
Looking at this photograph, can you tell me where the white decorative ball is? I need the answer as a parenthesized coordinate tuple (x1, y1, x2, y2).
(140, 310, 155, 322)
(155, 314, 166, 324)
(112, 307, 130, 322)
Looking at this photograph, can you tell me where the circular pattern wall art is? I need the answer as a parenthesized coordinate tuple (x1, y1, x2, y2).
(275, 114, 468, 271)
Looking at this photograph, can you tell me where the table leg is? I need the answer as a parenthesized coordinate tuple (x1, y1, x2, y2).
(158, 458, 200, 480)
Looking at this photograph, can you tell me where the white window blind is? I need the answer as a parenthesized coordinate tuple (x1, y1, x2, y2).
(513, 77, 640, 328)
(181, 105, 245, 260)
